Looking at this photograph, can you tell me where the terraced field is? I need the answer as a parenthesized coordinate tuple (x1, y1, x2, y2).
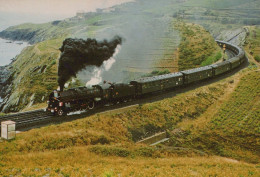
(174, 69, 260, 163)
(174, 21, 222, 71)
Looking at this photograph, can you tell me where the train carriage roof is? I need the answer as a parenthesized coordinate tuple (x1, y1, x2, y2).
(132, 72, 183, 84)
(229, 56, 240, 63)
(210, 60, 230, 68)
(181, 66, 212, 75)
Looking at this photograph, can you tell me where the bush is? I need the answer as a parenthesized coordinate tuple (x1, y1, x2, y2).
(136, 147, 155, 157)
(51, 60, 56, 66)
(89, 146, 130, 157)
(201, 52, 222, 66)
(129, 123, 162, 142)
(254, 55, 260, 62)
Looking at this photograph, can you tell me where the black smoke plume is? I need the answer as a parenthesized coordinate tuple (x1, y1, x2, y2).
(58, 36, 122, 91)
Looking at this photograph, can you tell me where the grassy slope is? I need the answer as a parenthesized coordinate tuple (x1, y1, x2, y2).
(178, 0, 260, 37)
(144, 20, 221, 76)
(0, 148, 258, 176)
(1, 67, 259, 176)
(174, 20, 222, 71)
(175, 69, 260, 163)
(184, 0, 257, 8)
(245, 26, 260, 64)
(2, 38, 62, 112)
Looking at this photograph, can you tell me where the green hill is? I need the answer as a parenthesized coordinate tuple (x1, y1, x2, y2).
(173, 69, 260, 163)
(0, 59, 259, 176)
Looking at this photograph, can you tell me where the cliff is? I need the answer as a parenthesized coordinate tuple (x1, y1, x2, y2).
(0, 21, 71, 44)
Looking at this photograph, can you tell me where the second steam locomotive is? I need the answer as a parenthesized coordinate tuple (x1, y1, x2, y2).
(47, 41, 246, 116)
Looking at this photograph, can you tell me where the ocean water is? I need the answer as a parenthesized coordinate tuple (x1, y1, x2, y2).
(0, 38, 29, 66)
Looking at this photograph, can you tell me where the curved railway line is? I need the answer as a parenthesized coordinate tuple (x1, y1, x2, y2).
(0, 40, 248, 134)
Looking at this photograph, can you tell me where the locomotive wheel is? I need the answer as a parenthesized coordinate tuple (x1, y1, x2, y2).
(57, 109, 65, 116)
(88, 101, 95, 109)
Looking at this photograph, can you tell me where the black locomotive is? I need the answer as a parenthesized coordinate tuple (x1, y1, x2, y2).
(47, 41, 246, 116)
(47, 82, 135, 115)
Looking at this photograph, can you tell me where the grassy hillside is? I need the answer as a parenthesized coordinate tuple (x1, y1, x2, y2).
(176, 0, 260, 37)
(154, 20, 222, 73)
(245, 26, 260, 64)
(1, 64, 259, 176)
(1, 38, 62, 112)
(184, 0, 257, 9)
(174, 70, 260, 163)
(174, 20, 222, 71)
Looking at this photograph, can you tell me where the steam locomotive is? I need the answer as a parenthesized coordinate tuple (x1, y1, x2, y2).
(47, 40, 246, 116)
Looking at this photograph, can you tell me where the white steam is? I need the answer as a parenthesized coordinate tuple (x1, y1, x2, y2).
(82, 44, 121, 87)
(85, 68, 102, 87)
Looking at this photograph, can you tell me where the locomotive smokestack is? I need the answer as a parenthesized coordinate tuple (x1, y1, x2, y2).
(58, 36, 122, 90)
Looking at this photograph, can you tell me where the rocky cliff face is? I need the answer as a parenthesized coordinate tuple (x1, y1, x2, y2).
(0, 21, 71, 45)
(0, 38, 61, 113)
(0, 65, 14, 111)
(0, 65, 11, 98)
(0, 29, 38, 44)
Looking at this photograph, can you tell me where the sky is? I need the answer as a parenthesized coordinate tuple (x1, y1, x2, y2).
(0, 0, 133, 18)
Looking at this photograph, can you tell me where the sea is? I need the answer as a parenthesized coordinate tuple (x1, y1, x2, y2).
(0, 38, 30, 66)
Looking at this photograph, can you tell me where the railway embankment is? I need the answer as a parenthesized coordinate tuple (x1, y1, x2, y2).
(0, 63, 259, 175)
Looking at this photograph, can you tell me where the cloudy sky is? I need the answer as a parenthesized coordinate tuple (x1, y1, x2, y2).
(0, 0, 132, 16)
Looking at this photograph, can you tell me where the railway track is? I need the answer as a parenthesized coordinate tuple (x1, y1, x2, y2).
(0, 109, 53, 132)
(0, 41, 246, 135)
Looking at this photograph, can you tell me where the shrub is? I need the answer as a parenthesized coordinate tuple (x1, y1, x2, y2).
(201, 52, 222, 66)
(136, 147, 155, 157)
(51, 60, 56, 66)
(254, 55, 260, 62)
(89, 146, 130, 157)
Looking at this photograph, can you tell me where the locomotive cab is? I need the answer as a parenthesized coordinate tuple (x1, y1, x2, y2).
(47, 90, 65, 116)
